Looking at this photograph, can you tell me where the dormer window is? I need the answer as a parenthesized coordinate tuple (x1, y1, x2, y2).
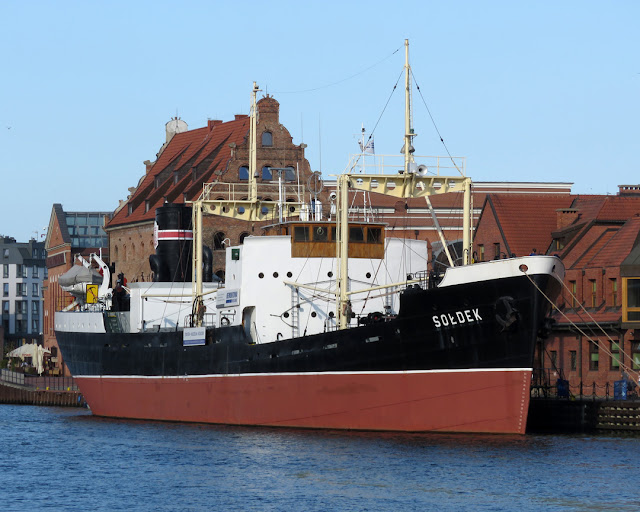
(145, 200, 150, 213)
(128, 204, 133, 216)
(173, 171, 179, 185)
(154, 176, 160, 188)
(262, 131, 273, 147)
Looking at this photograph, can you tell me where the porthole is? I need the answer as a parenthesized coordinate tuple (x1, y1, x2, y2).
(311, 312, 317, 318)
(287, 271, 292, 278)
(327, 271, 333, 278)
(329, 311, 335, 318)
(258, 272, 264, 279)
(273, 272, 279, 278)
(366, 272, 372, 279)
(283, 312, 290, 318)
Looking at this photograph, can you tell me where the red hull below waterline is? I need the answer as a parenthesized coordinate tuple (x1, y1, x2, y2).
(75, 369, 532, 434)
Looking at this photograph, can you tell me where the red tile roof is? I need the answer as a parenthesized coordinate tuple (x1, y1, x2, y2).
(108, 116, 250, 228)
(487, 194, 574, 257)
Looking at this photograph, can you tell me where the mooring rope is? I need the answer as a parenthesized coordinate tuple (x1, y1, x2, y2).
(521, 268, 640, 383)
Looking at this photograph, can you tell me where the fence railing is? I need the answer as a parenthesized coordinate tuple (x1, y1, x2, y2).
(531, 370, 638, 401)
(1, 370, 78, 391)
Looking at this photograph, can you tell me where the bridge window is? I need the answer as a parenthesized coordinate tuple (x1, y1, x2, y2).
(313, 226, 328, 242)
(349, 227, 365, 243)
(367, 227, 382, 244)
(294, 226, 310, 242)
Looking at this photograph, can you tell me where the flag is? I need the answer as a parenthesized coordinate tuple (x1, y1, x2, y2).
(359, 137, 375, 154)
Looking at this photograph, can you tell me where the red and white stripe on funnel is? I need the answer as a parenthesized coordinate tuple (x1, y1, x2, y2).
(153, 221, 193, 249)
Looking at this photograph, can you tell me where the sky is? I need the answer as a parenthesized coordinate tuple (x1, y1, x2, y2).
(1, 1, 638, 242)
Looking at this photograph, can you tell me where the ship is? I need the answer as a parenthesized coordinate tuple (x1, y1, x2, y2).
(54, 41, 564, 434)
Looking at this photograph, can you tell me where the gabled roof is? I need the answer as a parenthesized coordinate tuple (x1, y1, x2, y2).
(108, 115, 250, 229)
(484, 194, 574, 257)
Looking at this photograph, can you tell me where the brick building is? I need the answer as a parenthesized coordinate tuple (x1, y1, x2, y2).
(106, 95, 316, 282)
(43, 204, 111, 375)
(473, 186, 640, 396)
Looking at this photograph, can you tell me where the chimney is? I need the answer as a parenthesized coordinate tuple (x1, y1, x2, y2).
(207, 119, 223, 130)
(234, 114, 248, 121)
(556, 208, 579, 229)
(618, 185, 640, 196)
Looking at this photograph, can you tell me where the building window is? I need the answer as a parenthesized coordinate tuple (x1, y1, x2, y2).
(2, 301, 9, 313)
(284, 166, 296, 182)
(610, 341, 621, 370)
(17, 264, 27, 278)
(239, 166, 249, 181)
(262, 166, 272, 181)
(31, 301, 39, 315)
(17, 300, 27, 314)
(494, 243, 500, 259)
(44, 267, 48, 279)
(239, 232, 250, 244)
(479, 245, 484, 262)
(570, 350, 577, 371)
(32, 283, 39, 297)
(173, 171, 179, 185)
(145, 200, 150, 213)
(16, 319, 26, 333)
(32, 265, 39, 278)
(610, 278, 617, 307)
(570, 280, 577, 307)
(589, 279, 597, 308)
(213, 232, 226, 251)
(589, 341, 599, 371)
(2, 264, 7, 278)
(549, 350, 558, 369)
(633, 342, 640, 370)
(3, 283, 8, 296)
(32, 318, 39, 332)
(622, 277, 640, 322)
(128, 204, 133, 216)
(16, 283, 28, 296)
(3, 248, 8, 258)
(261, 131, 273, 147)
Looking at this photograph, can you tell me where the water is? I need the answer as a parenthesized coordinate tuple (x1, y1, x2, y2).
(1, 405, 639, 511)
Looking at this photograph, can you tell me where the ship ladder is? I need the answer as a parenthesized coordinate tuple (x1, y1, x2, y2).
(291, 286, 300, 339)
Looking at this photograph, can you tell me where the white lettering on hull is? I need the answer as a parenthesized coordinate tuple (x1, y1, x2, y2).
(432, 308, 483, 329)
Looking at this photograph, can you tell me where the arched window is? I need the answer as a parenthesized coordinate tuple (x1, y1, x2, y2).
(215, 269, 225, 281)
(239, 232, 250, 244)
(213, 232, 226, 250)
(239, 166, 249, 180)
(261, 131, 273, 147)
(262, 166, 272, 180)
(284, 166, 296, 182)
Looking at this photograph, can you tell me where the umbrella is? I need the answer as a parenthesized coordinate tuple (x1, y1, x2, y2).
(7, 342, 51, 360)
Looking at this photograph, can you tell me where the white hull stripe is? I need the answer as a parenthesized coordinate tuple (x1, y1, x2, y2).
(75, 368, 532, 379)
(156, 229, 193, 240)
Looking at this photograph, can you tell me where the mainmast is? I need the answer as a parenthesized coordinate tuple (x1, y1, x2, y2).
(248, 81, 260, 203)
(403, 39, 416, 175)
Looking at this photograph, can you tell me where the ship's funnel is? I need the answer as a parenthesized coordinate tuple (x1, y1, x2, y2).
(150, 204, 193, 283)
